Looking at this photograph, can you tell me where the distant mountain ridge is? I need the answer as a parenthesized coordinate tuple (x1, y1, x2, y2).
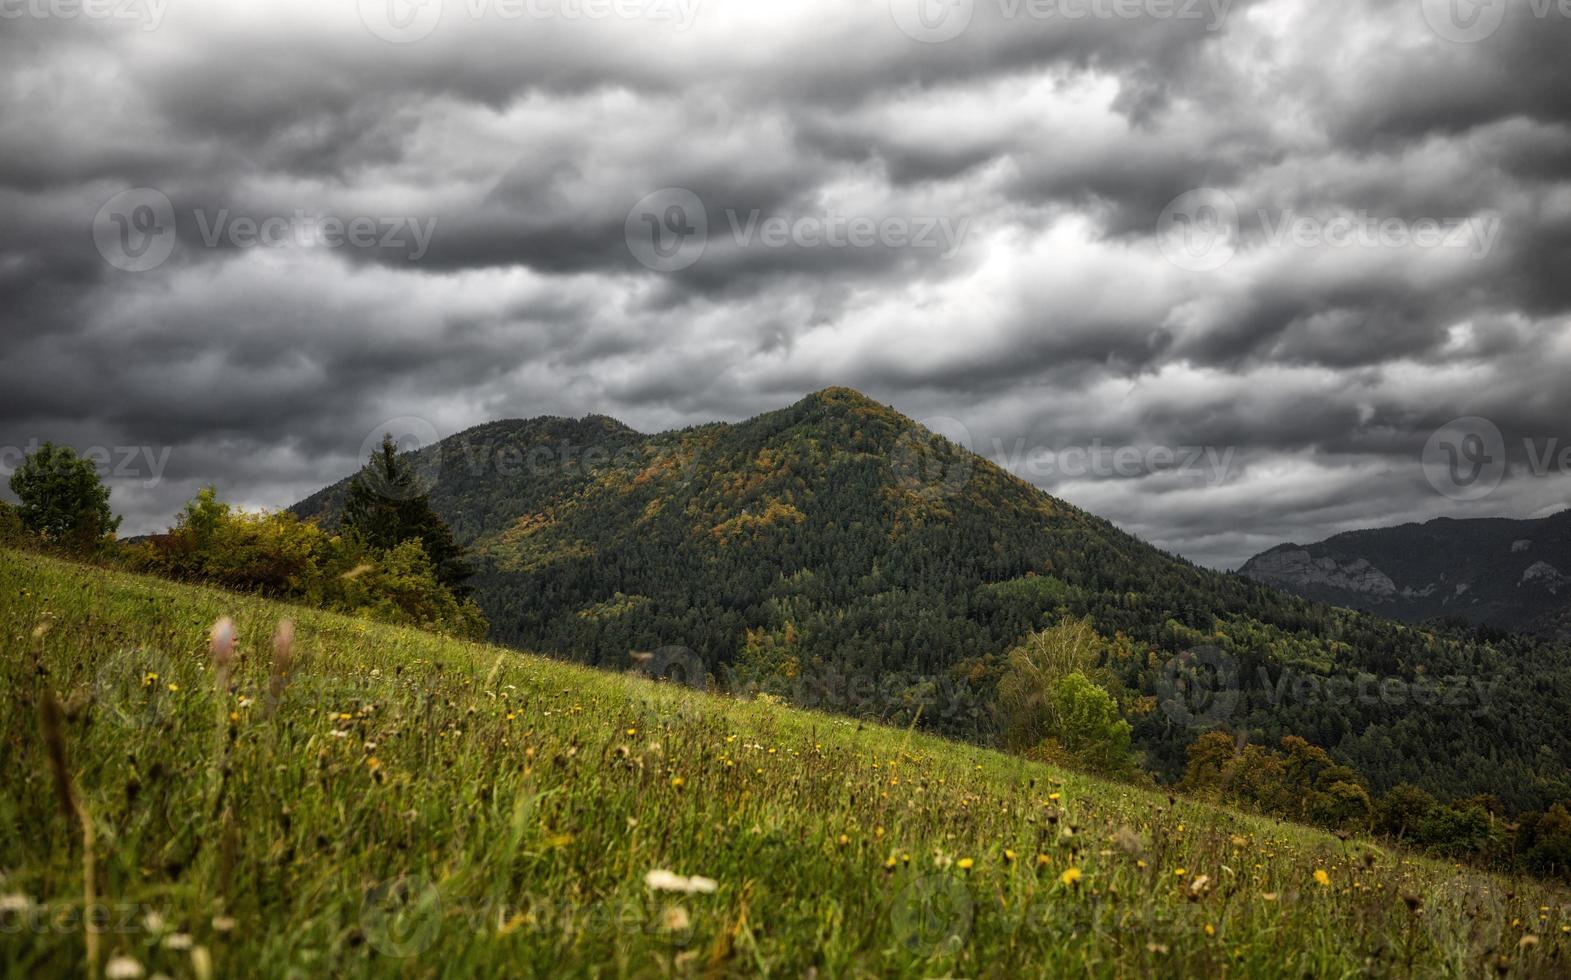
(1239, 511, 1571, 640)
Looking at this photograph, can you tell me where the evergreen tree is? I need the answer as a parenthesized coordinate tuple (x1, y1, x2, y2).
(341, 435, 471, 594)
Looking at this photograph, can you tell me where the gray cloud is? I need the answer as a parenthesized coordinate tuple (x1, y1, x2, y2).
(2, 0, 1569, 568)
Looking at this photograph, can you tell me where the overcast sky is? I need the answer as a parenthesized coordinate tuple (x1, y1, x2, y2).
(2, 0, 1569, 568)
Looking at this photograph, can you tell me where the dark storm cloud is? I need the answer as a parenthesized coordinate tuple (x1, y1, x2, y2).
(2, 0, 1569, 568)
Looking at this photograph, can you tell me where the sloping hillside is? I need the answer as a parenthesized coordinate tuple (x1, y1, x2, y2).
(5, 551, 1569, 978)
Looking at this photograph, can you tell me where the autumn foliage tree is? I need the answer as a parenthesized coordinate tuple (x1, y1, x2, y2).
(996, 617, 1137, 776)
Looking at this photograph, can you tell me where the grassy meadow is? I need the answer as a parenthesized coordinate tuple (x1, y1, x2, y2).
(3, 547, 1569, 978)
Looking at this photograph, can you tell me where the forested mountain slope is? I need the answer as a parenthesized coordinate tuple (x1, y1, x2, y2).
(296, 388, 1571, 810)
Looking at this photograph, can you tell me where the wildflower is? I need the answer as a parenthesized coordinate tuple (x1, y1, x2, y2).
(661, 906, 691, 932)
(1175, 868, 1186, 877)
(1036, 853, 1052, 868)
(838, 834, 851, 847)
(1059, 867, 1083, 887)
(1003, 849, 1017, 864)
(209, 618, 236, 668)
(1204, 924, 1215, 937)
(957, 858, 974, 871)
(644, 870, 718, 894)
(670, 776, 685, 789)
(1313, 869, 1330, 887)
(1048, 792, 1061, 802)
(105, 956, 145, 980)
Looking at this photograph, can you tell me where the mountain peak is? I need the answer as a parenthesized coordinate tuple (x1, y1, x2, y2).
(801, 386, 889, 412)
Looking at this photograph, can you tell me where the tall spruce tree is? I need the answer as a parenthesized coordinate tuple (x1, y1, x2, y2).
(341, 435, 471, 595)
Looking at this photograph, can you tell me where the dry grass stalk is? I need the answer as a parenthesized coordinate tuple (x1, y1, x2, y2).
(39, 691, 98, 980)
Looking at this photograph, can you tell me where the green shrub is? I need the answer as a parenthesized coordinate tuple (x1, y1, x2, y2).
(0, 500, 23, 545)
(132, 487, 487, 639)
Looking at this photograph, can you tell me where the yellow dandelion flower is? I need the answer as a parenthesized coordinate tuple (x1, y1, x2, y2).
(1313, 869, 1330, 887)
(957, 858, 974, 871)
(166, 683, 179, 693)
(670, 776, 684, 789)
(1204, 924, 1215, 937)
(1003, 849, 1017, 864)
(1059, 867, 1083, 886)
(838, 834, 851, 847)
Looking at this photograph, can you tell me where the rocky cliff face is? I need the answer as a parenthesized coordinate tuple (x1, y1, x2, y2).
(1242, 549, 1398, 600)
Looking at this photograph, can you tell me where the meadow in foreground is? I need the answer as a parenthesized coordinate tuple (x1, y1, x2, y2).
(3, 548, 1568, 978)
